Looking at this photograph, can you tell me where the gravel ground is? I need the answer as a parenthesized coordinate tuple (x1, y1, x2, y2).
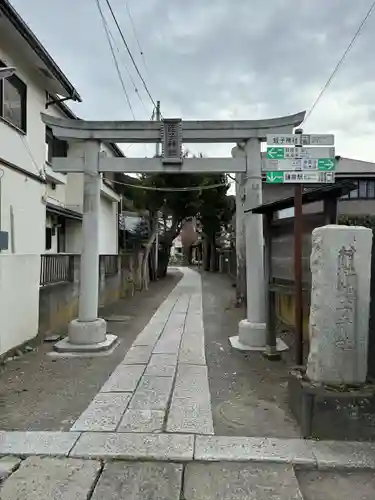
(201, 271, 300, 438)
(0, 271, 182, 431)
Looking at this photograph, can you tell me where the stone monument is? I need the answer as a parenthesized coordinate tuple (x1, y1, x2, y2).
(288, 224, 375, 440)
(306, 224, 372, 385)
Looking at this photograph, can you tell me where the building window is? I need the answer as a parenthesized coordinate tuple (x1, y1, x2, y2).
(341, 179, 375, 200)
(45, 127, 68, 164)
(0, 61, 27, 132)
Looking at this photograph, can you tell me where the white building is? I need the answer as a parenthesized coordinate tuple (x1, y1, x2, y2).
(0, 0, 122, 256)
(0, 0, 122, 355)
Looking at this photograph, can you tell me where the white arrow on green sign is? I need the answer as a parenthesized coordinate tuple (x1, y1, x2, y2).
(317, 158, 335, 170)
(266, 171, 284, 183)
(267, 146, 334, 160)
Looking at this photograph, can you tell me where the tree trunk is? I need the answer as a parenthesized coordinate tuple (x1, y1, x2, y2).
(209, 237, 217, 272)
(203, 238, 210, 271)
(141, 213, 158, 290)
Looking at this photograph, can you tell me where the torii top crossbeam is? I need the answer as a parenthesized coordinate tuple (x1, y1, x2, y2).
(42, 112, 305, 143)
(41, 112, 305, 174)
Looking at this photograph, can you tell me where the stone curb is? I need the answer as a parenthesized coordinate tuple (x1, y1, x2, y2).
(1, 432, 375, 470)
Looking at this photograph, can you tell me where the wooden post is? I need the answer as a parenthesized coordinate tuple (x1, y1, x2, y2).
(294, 129, 304, 366)
(263, 212, 281, 360)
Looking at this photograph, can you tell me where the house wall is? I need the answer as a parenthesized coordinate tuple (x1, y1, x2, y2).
(0, 254, 40, 356)
(0, 167, 45, 253)
(99, 196, 118, 254)
(0, 42, 71, 255)
(65, 219, 82, 254)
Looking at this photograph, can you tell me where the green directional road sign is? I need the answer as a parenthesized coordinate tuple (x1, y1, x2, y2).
(317, 158, 335, 170)
(266, 171, 284, 183)
(267, 147, 285, 159)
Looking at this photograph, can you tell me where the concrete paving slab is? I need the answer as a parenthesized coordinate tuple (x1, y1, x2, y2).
(0, 456, 101, 500)
(70, 432, 194, 461)
(121, 345, 153, 364)
(70, 393, 131, 432)
(184, 462, 303, 500)
(296, 469, 375, 500)
(91, 461, 183, 499)
(311, 440, 375, 470)
(173, 364, 210, 401)
(0, 432, 81, 457)
(129, 376, 174, 410)
(178, 333, 206, 365)
(131, 321, 167, 347)
(0, 457, 21, 481)
(100, 364, 146, 392)
(149, 353, 178, 366)
(118, 409, 165, 433)
(145, 363, 176, 377)
(167, 400, 214, 435)
(153, 330, 184, 355)
(194, 436, 316, 465)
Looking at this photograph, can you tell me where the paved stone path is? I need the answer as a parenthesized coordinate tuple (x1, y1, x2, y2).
(2, 457, 375, 499)
(70, 267, 214, 435)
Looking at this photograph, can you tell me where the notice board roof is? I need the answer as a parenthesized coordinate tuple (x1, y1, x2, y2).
(248, 181, 356, 215)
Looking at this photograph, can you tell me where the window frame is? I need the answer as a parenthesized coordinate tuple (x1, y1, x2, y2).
(0, 60, 27, 133)
(340, 178, 375, 200)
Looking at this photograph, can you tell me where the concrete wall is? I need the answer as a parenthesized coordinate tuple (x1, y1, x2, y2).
(38, 252, 143, 338)
(0, 254, 40, 355)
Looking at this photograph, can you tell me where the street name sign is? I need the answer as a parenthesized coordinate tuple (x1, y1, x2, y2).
(266, 158, 336, 171)
(267, 134, 334, 146)
(267, 146, 335, 160)
(266, 171, 335, 184)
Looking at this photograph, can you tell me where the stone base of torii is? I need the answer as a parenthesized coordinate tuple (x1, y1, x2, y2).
(41, 112, 305, 355)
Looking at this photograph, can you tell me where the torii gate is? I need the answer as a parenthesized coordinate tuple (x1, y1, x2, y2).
(42, 112, 305, 355)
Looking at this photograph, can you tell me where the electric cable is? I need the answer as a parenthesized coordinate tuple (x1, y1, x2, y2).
(303, 0, 375, 124)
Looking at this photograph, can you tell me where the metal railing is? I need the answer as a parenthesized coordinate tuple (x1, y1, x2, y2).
(101, 255, 119, 275)
(40, 254, 74, 286)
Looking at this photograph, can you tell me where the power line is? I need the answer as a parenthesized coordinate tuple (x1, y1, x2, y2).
(303, 0, 375, 124)
(124, 0, 150, 76)
(104, 15, 149, 116)
(104, 0, 158, 111)
(95, 0, 136, 119)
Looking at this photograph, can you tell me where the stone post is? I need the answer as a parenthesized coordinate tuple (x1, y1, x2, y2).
(54, 141, 117, 353)
(230, 139, 267, 350)
(233, 146, 246, 305)
(306, 225, 372, 385)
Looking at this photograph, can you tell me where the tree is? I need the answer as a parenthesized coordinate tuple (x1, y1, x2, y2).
(198, 174, 233, 271)
(116, 171, 203, 281)
(114, 156, 234, 281)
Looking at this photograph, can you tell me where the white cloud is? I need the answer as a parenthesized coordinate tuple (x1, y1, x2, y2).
(9, 0, 375, 162)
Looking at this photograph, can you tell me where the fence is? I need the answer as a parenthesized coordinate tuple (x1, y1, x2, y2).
(40, 254, 74, 286)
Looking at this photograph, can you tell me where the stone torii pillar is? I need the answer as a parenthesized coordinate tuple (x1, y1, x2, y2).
(41, 112, 305, 355)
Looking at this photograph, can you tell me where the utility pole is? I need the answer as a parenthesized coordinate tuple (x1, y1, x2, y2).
(155, 100, 161, 157)
(154, 101, 161, 278)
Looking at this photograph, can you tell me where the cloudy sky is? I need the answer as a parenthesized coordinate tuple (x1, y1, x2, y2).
(10, 0, 375, 161)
